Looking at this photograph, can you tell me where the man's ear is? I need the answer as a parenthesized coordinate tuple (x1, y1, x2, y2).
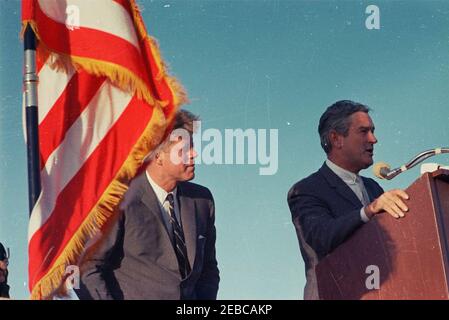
(155, 152, 163, 166)
(329, 130, 343, 149)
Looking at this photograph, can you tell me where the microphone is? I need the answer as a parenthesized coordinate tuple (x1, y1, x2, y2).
(373, 147, 449, 180)
(373, 162, 391, 179)
(373, 162, 402, 180)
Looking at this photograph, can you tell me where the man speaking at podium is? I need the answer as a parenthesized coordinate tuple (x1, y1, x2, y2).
(287, 100, 410, 300)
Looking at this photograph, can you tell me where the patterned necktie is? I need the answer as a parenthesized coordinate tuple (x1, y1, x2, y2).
(166, 193, 191, 279)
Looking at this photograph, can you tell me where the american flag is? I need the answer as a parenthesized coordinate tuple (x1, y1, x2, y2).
(22, 0, 186, 299)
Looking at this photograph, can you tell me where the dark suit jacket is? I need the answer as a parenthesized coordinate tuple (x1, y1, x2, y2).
(80, 173, 219, 300)
(287, 162, 384, 299)
(0, 283, 9, 298)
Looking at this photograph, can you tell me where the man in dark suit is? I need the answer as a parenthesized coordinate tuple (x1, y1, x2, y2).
(80, 110, 219, 300)
(287, 100, 409, 300)
(0, 242, 9, 298)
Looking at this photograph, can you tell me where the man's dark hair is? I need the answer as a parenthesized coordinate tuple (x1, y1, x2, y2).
(145, 109, 200, 162)
(318, 100, 370, 154)
(0, 243, 6, 261)
(172, 109, 199, 135)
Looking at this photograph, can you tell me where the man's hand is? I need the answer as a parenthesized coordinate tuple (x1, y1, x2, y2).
(365, 189, 410, 219)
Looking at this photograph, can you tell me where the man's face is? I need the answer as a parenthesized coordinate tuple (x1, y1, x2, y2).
(159, 135, 197, 183)
(335, 112, 377, 173)
(0, 260, 8, 283)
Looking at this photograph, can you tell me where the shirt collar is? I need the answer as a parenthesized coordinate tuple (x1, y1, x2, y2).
(145, 171, 177, 205)
(325, 159, 360, 185)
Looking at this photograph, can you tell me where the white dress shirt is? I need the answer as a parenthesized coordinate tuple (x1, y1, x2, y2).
(145, 171, 182, 233)
(325, 159, 371, 223)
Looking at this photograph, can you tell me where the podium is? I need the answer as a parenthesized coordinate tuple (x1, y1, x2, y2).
(316, 169, 449, 300)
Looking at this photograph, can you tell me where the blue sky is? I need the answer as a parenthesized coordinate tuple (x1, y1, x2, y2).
(1, 0, 449, 299)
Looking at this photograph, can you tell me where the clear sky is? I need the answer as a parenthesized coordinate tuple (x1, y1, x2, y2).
(1, 0, 449, 299)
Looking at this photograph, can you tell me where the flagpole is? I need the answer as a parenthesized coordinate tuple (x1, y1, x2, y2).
(23, 25, 41, 215)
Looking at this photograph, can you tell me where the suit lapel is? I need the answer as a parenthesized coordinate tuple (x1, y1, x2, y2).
(178, 183, 197, 269)
(138, 175, 174, 248)
(319, 162, 363, 207)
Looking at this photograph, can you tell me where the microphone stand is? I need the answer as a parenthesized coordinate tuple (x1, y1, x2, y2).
(383, 147, 449, 180)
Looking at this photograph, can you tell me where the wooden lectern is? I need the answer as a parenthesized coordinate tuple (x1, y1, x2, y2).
(316, 169, 449, 300)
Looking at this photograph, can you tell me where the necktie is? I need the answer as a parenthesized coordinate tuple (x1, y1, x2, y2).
(166, 193, 191, 279)
(356, 176, 371, 206)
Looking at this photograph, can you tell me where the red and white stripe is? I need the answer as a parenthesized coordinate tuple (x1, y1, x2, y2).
(24, 0, 180, 298)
